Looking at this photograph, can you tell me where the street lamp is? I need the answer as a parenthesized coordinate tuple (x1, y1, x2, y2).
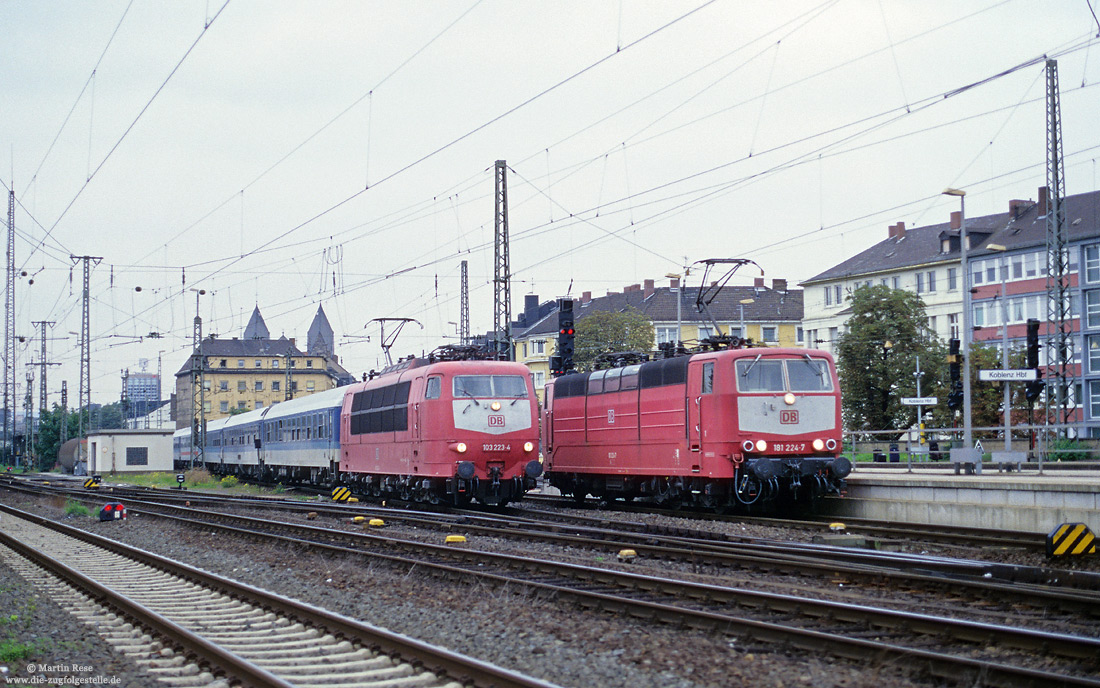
(943, 188, 979, 469)
(665, 272, 683, 348)
(739, 298, 754, 342)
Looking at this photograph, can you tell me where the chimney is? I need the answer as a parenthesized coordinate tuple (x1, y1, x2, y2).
(772, 278, 787, 292)
(754, 277, 765, 289)
(523, 294, 539, 325)
(643, 279, 655, 298)
(1008, 199, 1028, 219)
(582, 291, 592, 304)
(950, 211, 961, 230)
(1037, 186, 1049, 215)
(895, 221, 905, 239)
(669, 278, 680, 289)
(624, 283, 640, 293)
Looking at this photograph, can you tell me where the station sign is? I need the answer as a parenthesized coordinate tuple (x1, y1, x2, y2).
(900, 397, 937, 406)
(979, 369, 1037, 381)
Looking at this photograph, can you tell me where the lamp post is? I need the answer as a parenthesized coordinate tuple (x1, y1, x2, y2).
(739, 298, 754, 342)
(665, 272, 683, 348)
(943, 188, 979, 469)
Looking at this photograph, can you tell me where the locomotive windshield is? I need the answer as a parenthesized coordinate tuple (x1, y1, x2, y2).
(735, 357, 833, 393)
(453, 375, 528, 398)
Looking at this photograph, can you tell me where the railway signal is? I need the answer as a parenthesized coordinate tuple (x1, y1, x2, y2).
(555, 298, 574, 375)
(947, 338, 963, 410)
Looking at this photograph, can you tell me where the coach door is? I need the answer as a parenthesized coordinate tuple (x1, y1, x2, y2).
(687, 359, 714, 452)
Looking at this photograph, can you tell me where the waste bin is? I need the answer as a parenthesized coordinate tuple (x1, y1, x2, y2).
(889, 443, 900, 462)
(929, 440, 942, 461)
(872, 451, 886, 462)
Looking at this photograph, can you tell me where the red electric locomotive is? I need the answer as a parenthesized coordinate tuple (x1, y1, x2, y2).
(543, 347, 851, 511)
(340, 355, 542, 506)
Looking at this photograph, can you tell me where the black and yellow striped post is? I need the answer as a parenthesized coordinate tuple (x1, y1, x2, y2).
(84, 476, 101, 489)
(331, 486, 352, 502)
(1046, 523, 1097, 557)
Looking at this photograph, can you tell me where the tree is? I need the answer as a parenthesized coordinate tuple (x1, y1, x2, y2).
(34, 404, 81, 471)
(836, 285, 941, 432)
(574, 308, 655, 371)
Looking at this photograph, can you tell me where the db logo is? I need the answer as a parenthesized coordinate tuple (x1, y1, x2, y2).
(780, 410, 799, 424)
(488, 415, 505, 427)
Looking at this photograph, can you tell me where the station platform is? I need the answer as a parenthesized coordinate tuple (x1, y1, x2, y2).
(817, 465, 1100, 534)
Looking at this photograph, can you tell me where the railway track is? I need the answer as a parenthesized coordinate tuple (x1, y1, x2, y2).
(11, 494, 1098, 687)
(522, 493, 1048, 550)
(0, 505, 557, 688)
(9, 479, 1099, 616)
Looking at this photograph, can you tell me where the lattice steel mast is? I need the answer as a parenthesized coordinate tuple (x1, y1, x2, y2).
(5, 188, 15, 463)
(493, 160, 512, 360)
(190, 289, 206, 466)
(1043, 59, 1074, 433)
(71, 256, 102, 450)
(459, 259, 470, 345)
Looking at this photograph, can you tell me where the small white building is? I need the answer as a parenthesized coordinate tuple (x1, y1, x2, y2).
(87, 429, 175, 474)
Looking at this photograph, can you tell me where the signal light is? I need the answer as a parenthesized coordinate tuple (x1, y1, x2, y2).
(948, 338, 960, 384)
(556, 298, 575, 375)
(1026, 318, 1041, 369)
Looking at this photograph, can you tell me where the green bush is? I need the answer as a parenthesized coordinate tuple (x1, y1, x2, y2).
(1047, 437, 1090, 462)
(64, 500, 90, 518)
(219, 475, 239, 488)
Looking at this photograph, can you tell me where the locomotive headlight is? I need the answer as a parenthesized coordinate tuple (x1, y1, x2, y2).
(452, 442, 468, 453)
(754, 439, 767, 452)
(524, 441, 534, 452)
(742, 440, 755, 453)
(490, 401, 501, 411)
(784, 393, 796, 405)
(812, 438, 825, 451)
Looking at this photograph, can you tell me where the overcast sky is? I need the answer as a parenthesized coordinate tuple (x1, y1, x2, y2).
(3, 1, 1100, 406)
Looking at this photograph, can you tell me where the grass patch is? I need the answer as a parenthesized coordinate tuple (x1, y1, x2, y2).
(63, 500, 90, 518)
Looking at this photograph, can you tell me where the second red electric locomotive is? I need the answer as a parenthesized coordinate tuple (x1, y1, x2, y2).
(543, 347, 851, 511)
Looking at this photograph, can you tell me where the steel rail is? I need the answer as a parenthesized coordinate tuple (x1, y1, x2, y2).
(0, 504, 560, 688)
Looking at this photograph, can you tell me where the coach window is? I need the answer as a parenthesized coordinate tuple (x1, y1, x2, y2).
(587, 369, 606, 395)
(426, 377, 442, 399)
(604, 367, 622, 393)
(701, 362, 714, 394)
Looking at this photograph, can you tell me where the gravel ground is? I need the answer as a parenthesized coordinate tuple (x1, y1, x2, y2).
(0, 491, 945, 688)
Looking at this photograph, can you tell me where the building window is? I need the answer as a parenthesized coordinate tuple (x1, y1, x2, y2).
(949, 313, 959, 339)
(238, 380, 246, 392)
(219, 359, 227, 368)
(291, 381, 298, 391)
(729, 326, 742, 339)
(973, 303, 985, 328)
(255, 359, 262, 368)
(272, 381, 281, 391)
(986, 262, 996, 283)
(891, 276, 900, 289)
(203, 401, 211, 413)
(796, 327, 803, 343)
(948, 267, 957, 290)
(834, 285, 842, 304)
(1089, 380, 1100, 418)
(220, 401, 229, 412)
(255, 401, 264, 409)
(762, 326, 778, 343)
(698, 326, 715, 340)
(1087, 291, 1100, 328)
(1086, 246, 1100, 283)
(928, 316, 937, 334)
(534, 339, 545, 354)
(306, 381, 315, 392)
(927, 271, 936, 292)
(656, 326, 679, 344)
(125, 447, 148, 466)
(824, 286, 831, 306)
(255, 381, 264, 392)
(238, 359, 245, 368)
(828, 327, 838, 348)
(533, 371, 545, 387)
(307, 360, 314, 368)
(238, 401, 248, 410)
(1012, 255, 1024, 279)
(202, 379, 211, 391)
(915, 273, 924, 293)
(220, 380, 228, 392)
